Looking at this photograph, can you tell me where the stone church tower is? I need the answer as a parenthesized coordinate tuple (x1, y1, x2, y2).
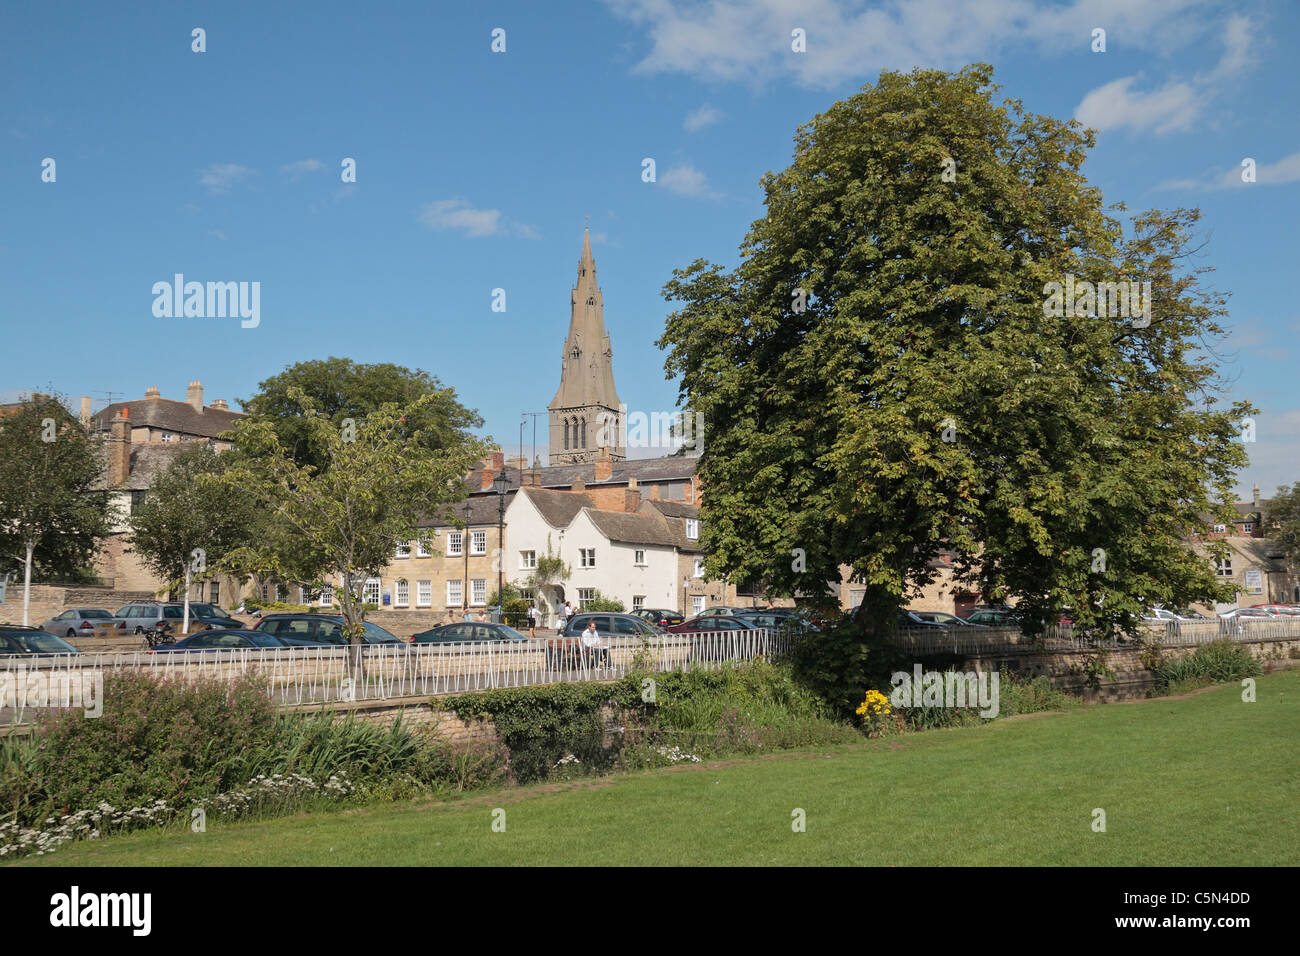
(548, 228, 625, 465)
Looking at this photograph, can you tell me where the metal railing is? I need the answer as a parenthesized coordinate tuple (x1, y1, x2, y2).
(0, 628, 796, 726)
(890, 617, 1300, 657)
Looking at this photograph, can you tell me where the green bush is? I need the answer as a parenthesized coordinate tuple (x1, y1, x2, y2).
(789, 618, 911, 718)
(581, 591, 625, 612)
(1155, 641, 1262, 692)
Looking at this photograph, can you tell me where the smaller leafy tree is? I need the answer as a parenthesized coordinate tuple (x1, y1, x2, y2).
(222, 388, 487, 667)
(128, 444, 256, 633)
(0, 396, 111, 624)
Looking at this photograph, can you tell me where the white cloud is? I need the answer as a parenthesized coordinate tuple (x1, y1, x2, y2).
(1074, 76, 1199, 135)
(1156, 149, 1300, 191)
(684, 104, 724, 131)
(660, 163, 721, 198)
(281, 158, 325, 180)
(198, 163, 256, 194)
(1073, 14, 1256, 135)
(418, 199, 540, 239)
(604, 0, 1209, 89)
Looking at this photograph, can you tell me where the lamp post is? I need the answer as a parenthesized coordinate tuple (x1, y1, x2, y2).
(493, 469, 510, 622)
(462, 501, 472, 617)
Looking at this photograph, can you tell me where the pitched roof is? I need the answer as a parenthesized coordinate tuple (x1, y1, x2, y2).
(645, 500, 699, 519)
(468, 454, 698, 492)
(583, 509, 682, 548)
(416, 491, 519, 528)
(518, 488, 594, 528)
(92, 398, 243, 440)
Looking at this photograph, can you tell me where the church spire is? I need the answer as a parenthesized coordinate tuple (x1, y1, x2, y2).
(547, 228, 624, 465)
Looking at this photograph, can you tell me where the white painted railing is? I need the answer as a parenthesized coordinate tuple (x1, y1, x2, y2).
(0, 629, 798, 726)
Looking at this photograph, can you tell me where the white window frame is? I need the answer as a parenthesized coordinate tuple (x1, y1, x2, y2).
(299, 585, 312, 605)
(416, 537, 433, 558)
(685, 518, 699, 540)
(363, 577, 381, 606)
(693, 558, 705, 578)
(1215, 556, 1233, 577)
(1242, 523, 1253, 534)
(416, 580, 432, 607)
(1212, 523, 1226, 534)
(520, 550, 537, 570)
(692, 595, 706, 615)
(395, 579, 409, 607)
(470, 578, 487, 606)
(634, 549, 646, 566)
(580, 547, 596, 569)
(395, 541, 411, 559)
(577, 588, 595, 609)
(471, 530, 487, 556)
(447, 579, 463, 606)
(447, 532, 464, 557)
(319, 585, 334, 607)
(632, 595, 645, 610)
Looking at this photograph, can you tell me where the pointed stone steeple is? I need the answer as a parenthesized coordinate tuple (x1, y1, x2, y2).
(548, 228, 624, 465)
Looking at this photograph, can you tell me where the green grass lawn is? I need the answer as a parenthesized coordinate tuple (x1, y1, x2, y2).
(15, 669, 1299, 866)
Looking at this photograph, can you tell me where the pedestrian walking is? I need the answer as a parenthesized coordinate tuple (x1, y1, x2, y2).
(557, 600, 568, 632)
(527, 602, 538, 638)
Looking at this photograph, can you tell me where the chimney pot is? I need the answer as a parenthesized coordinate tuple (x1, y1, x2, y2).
(210, 399, 229, 410)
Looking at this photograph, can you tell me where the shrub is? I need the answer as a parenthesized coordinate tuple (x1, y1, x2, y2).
(1155, 640, 1262, 692)
(788, 618, 910, 718)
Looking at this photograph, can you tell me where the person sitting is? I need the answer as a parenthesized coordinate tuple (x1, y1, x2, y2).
(580, 620, 612, 670)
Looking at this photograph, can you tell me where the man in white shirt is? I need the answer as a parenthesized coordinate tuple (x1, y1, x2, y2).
(581, 619, 611, 670)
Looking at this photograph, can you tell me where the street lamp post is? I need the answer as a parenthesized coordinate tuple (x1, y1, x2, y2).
(493, 469, 510, 622)
(462, 500, 472, 617)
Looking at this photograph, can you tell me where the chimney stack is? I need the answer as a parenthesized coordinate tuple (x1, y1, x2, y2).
(649, 483, 660, 501)
(186, 381, 204, 412)
(1252, 483, 1260, 510)
(79, 396, 92, 428)
(210, 399, 229, 410)
(625, 476, 641, 513)
(571, 476, 586, 494)
(480, 469, 494, 491)
(522, 468, 541, 488)
(109, 407, 132, 486)
(145, 386, 161, 400)
(594, 449, 613, 482)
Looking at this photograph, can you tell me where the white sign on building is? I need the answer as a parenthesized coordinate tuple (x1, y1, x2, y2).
(1244, 569, 1264, 595)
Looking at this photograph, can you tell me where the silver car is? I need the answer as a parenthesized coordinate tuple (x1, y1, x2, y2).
(39, 608, 122, 638)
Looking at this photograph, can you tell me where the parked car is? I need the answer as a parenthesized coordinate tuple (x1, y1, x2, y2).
(905, 610, 988, 628)
(1218, 607, 1276, 619)
(411, 622, 529, 644)
(1250, 604, 1300, 617)
(631, 608, 685, 628)
(149, 629, 289, 652)
(897, 610, 948, 630)
(963, 608, 1020, 626)
(184, 603, 243, 628)
(562, 613, 664, 638)
(0, 626, 81, 655)
(39, 608, 123, 638)
(696, 606, 753, 617)
(666, 615, 759, 634)
(253, 614, 402, 646)
(731, 611, 821, 632)
(113, 602, 221, 634)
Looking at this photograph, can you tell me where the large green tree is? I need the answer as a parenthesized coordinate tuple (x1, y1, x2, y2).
(658, 65, 1250, 639)
(240, 357, 484, 472)
(0, 396, 111, 624)
(127, 443, 258, 634)
(221, 389, 487, 665)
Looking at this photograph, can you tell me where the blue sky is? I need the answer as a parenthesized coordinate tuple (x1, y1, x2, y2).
(2, 0, 1296, 499)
